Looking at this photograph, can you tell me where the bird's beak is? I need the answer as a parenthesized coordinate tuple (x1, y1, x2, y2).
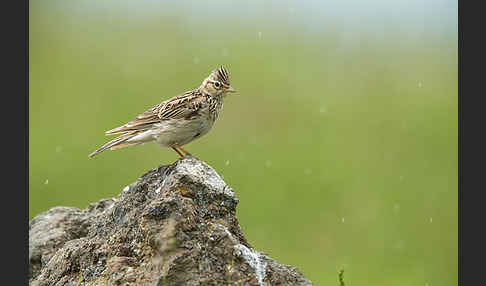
(225, 86, 237, 93)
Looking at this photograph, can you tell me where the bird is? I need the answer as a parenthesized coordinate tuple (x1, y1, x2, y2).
(88, 66, 236, 158)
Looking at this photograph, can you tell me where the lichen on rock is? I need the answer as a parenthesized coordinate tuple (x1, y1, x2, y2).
(29, 156, 313, 286)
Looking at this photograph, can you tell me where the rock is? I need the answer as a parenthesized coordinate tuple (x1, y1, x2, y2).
(29, 156, 313, 286)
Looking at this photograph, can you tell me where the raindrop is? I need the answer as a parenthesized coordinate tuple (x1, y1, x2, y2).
(394, 240, 405, 250)
(393, 204, 400, 213)
(265, 160, 272, 168)
(55, 146, 62, 153)
(418, 81, 423, 88)
(429, 217, 433, 223)
(258, 31, 262, 39)
(193, 57, 200, 64)
(341, 217, 345, 223)
(319, 106, 328, 115)
(225, 160, 230, 166)
(399, 175, 404, 181)
(222, 48, 229, 57)
(304, 168, 312, 175)
(44, 179, 49, 185)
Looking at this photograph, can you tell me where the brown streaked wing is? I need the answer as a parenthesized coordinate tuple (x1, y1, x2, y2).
(157, 92, 205, 119)
(105, 90, 202, 135)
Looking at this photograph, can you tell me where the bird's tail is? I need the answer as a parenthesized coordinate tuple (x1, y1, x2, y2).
(88, 131, 141, 158)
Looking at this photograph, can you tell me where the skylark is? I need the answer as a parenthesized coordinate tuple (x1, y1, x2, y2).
(88, 66, 236, 158)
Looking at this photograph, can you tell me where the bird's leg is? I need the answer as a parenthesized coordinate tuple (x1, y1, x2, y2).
(173, 143, 191, 156)
(171, 146, 184, 157)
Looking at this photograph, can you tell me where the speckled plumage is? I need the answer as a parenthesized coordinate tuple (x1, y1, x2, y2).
(89, 66, 236, 158)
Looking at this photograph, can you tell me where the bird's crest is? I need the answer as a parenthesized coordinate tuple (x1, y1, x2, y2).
(210, 66, 230, 86)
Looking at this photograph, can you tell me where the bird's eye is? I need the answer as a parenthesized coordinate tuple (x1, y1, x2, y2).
(214, 82, 221, 88)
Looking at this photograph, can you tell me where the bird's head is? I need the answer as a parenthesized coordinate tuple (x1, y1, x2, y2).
(200, 66, 236, 97)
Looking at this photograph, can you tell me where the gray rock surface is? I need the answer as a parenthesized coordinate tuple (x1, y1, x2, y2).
(29, 156, 313, 286)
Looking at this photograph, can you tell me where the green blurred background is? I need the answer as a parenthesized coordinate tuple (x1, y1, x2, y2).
(29, 0, 457, 285)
